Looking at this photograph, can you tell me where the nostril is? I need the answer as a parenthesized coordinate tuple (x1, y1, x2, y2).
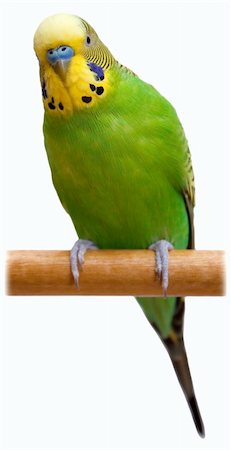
(61, 47, 66, 51)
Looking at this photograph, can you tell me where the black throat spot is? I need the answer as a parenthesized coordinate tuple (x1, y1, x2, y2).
(82, 96, 92, 104)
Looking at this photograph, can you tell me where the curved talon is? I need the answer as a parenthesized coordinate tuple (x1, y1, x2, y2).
(149, 240, 173, 296)
(70, 239, 98, 287)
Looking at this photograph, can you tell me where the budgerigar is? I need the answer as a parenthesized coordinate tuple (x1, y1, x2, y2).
(34, 14, 205, 437)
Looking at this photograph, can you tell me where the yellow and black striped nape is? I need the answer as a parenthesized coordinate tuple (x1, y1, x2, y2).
(81, 18, 116, 70)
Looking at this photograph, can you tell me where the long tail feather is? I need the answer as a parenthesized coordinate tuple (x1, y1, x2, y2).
(163, 335, 205, 438)
(137, 295, 205, 437)
(156, 298, 205, 438)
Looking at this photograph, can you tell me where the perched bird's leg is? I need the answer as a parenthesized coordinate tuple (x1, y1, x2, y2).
(70, 239, 98, 287)
(149, 240, 174, 296)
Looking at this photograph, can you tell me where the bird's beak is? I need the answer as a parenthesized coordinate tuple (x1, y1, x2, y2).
(53, 59, 71, 80)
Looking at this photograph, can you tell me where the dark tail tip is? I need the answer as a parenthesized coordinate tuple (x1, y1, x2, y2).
(188, 395, 205, 438)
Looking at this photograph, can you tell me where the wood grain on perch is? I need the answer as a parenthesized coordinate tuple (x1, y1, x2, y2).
(6, 250, 225, 296)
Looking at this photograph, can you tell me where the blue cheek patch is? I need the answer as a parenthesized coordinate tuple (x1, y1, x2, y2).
(88, 62, 105, 81)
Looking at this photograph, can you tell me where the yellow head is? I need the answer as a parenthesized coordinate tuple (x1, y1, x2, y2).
(34, 14, 115, 115)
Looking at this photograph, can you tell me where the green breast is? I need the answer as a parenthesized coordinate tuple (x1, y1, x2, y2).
(43, 67, 189, 250)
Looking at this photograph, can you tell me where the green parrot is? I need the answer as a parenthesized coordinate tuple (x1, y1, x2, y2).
(34, 13, 204, 437)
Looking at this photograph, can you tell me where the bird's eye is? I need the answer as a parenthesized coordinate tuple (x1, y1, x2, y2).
(86, 36, 91, 46)
(57, 45, 74, 59)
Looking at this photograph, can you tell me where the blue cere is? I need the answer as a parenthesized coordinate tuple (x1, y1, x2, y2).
(88, 62, 105, 80)
(47, 46, 74, 64)
(57, 46, 74, 60)
(47, 49, 59, 64)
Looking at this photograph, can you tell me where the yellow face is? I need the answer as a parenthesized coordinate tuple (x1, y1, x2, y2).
(34, 14, 114, 116)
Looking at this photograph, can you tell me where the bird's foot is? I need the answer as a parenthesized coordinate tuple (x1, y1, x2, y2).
(149, 240, 174, 297)
(70, 239, 98, 287)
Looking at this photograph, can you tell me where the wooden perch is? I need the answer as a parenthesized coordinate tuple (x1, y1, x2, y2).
(6, 250, 225, 296)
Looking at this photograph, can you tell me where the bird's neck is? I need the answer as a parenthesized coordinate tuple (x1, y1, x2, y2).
(41, 55, 118, 117)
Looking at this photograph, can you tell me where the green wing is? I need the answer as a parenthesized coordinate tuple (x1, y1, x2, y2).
(137, 141, 195, 339)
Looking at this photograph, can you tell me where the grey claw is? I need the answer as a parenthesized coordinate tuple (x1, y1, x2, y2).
(70, 242, 80, 287)
(71, 262, 80, 288)
(149, 240, 173, 296)
(70, 239, 98, 288)
(154, 250, 162, 279)
(78, 249, 86, 267)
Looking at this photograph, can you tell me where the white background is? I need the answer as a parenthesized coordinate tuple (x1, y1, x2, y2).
(1, 1, 230, 450)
